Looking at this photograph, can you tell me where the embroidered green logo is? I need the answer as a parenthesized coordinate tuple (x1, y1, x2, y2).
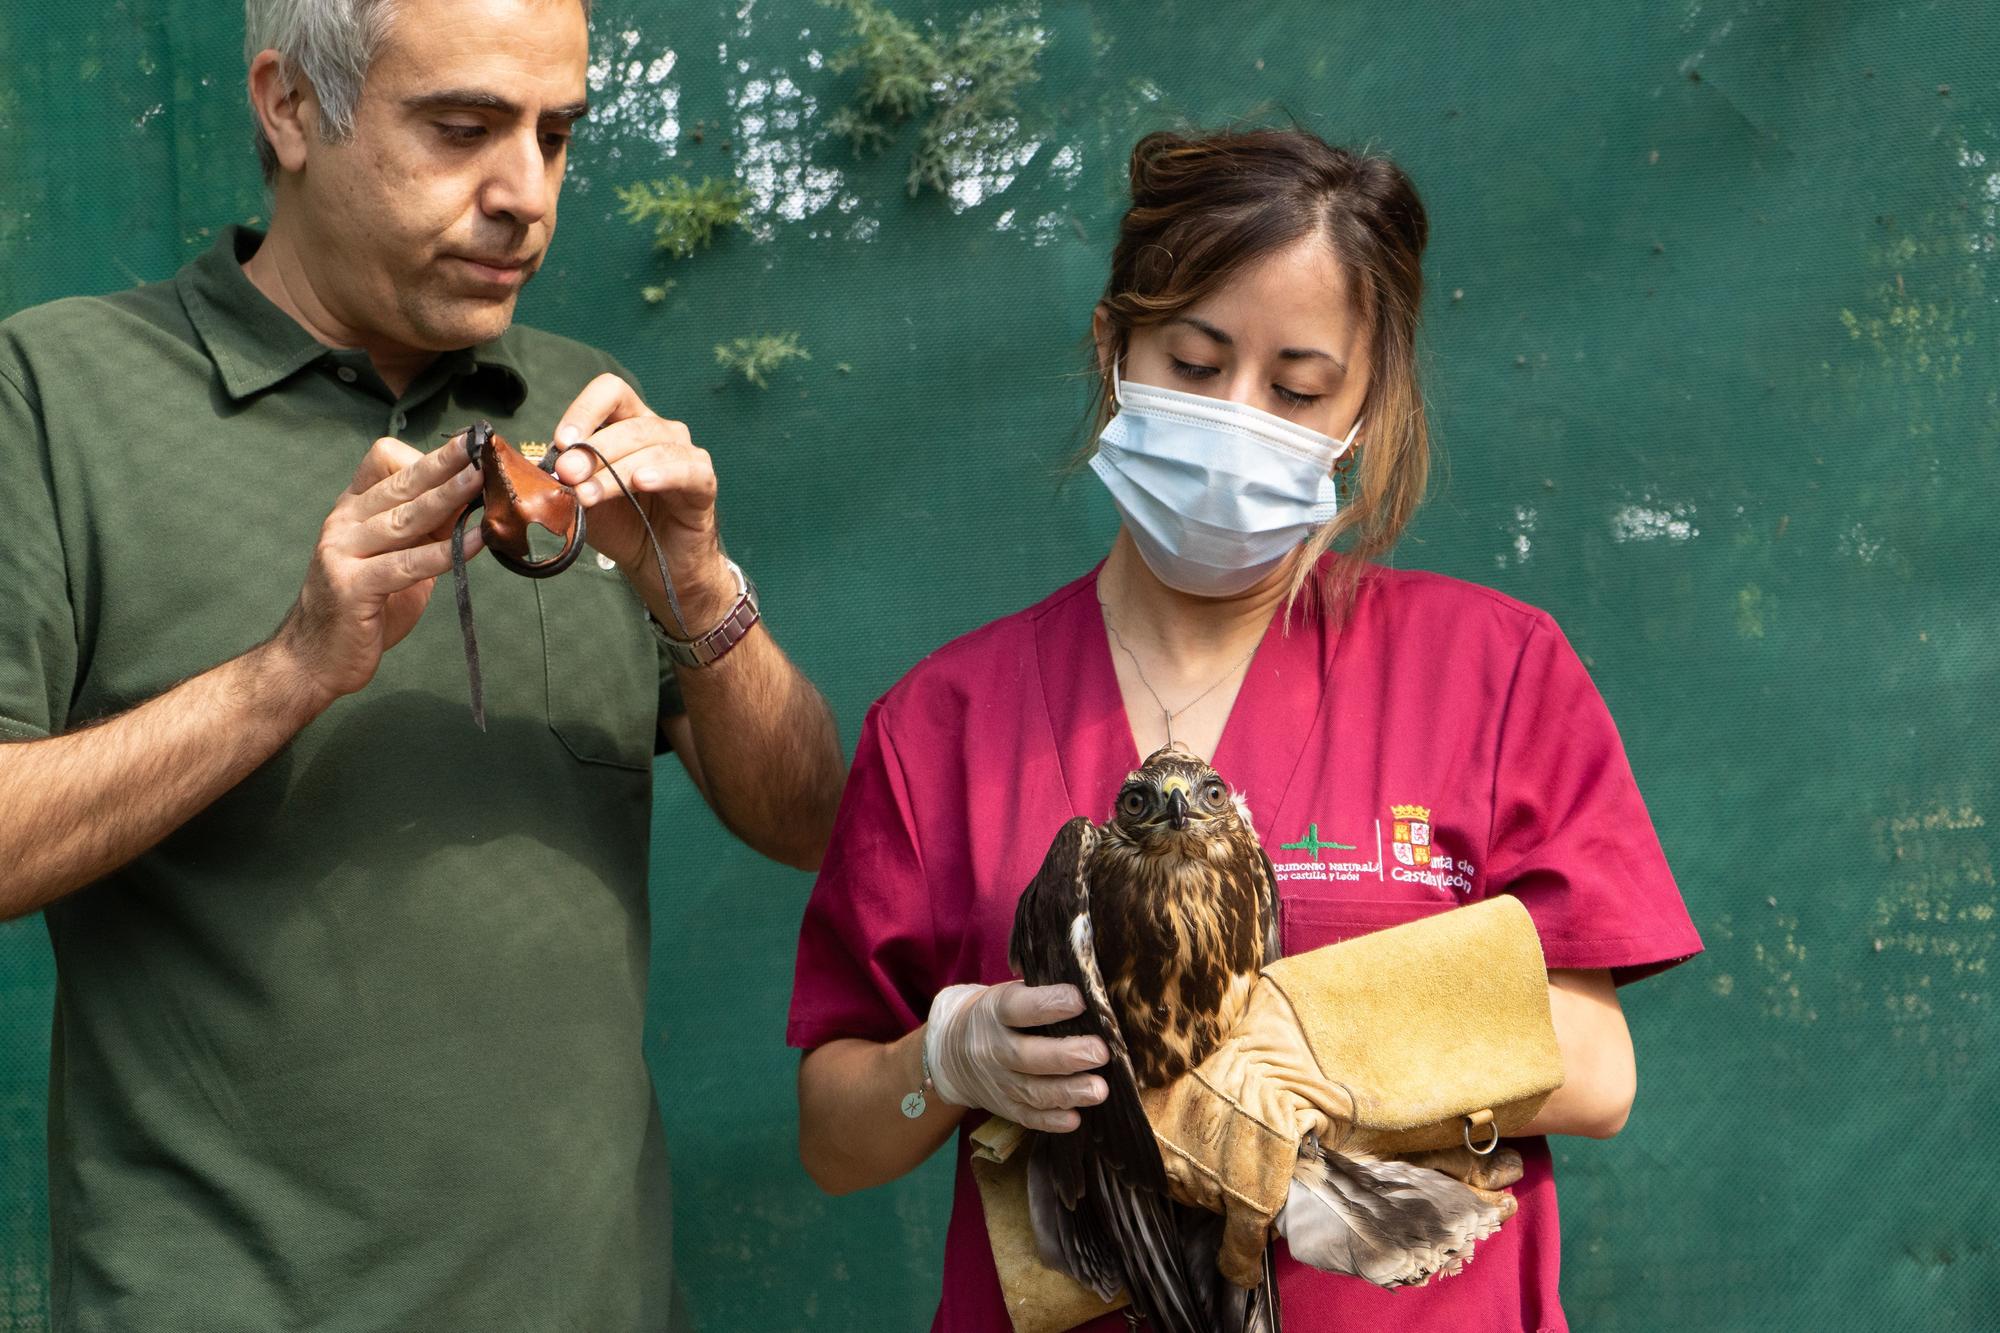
(1279, 823, 1357, 862)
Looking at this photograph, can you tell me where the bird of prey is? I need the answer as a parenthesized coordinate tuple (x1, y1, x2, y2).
(1009, 745, 1515, 1331)
(1009, 745, 1282, 1332)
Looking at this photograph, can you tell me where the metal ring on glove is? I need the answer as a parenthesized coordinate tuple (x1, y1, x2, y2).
(1462, 1112, 1501, 1156)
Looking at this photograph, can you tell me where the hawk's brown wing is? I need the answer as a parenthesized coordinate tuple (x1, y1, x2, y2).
(1009, 818, 1221, 1330)
(1007, 817, 1166, 1197)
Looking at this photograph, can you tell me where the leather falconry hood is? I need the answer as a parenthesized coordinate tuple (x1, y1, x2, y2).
(466, 419, 587, 577)
(448, 420, 682, 730)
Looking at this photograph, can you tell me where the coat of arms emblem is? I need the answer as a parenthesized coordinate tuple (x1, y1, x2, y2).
(1391, 804, 1433, 867)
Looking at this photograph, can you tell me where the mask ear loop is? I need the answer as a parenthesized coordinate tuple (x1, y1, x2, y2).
(1326, 416, 1364, 510)
(1109, 355, 1126, 410)
(1333, 414, 1363, 459)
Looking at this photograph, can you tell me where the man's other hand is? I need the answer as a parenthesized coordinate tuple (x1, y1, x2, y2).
(273, 434, 482, 705)
(551, 373, 735, 635)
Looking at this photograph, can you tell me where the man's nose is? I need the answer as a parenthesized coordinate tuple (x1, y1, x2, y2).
(482, 128, 554, 227)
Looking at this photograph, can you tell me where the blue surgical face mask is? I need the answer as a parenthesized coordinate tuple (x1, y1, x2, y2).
(1089, 362, 1361, 597)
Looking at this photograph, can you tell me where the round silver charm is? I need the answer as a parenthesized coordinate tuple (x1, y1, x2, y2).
(899, 1089, 927, 1119)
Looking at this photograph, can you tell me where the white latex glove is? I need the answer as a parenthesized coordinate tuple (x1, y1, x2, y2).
(923, 981, 1111, 1132)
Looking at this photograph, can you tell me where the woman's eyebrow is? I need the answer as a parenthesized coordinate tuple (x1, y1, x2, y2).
(1168, 315, 1235, 345)
(1279, 346, 1343, 370)
(1168, 316, 1344, 371)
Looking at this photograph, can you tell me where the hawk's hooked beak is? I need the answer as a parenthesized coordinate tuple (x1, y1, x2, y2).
(1165, 787, 1189, 830)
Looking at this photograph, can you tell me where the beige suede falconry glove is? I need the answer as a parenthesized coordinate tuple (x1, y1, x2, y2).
(1139, 894, 1563, 1289)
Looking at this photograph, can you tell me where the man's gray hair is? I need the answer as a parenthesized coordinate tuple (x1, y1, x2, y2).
(244, 0, 591, 185)
(245, 0, 398, 184)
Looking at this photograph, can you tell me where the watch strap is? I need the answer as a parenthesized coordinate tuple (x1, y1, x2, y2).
(651, 559, 760, 668)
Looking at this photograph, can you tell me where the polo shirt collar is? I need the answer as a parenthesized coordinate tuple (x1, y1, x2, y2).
(179, 226, 325, 401)
(468, 331, 529, 407)
(179, 225, 530, 409)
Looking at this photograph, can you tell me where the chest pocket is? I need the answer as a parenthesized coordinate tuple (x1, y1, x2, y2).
(533, 563, 661, 771)
(1278, 893, 1459, 957)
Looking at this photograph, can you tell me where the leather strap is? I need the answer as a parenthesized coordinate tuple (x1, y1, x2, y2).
(451, 497, 490, 729)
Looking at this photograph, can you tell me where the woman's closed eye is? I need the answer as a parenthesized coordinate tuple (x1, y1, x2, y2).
(1168, 357, 1323, 408)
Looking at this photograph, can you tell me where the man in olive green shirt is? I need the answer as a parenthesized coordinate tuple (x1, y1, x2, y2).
(0, 0, 844, 1327)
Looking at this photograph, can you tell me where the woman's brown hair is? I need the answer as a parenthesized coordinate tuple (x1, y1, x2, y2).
(1089, 126, 1431, 619)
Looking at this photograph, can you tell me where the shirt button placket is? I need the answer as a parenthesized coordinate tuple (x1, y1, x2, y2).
(336, 366, 358, 384)
(390, 410, 408, 434)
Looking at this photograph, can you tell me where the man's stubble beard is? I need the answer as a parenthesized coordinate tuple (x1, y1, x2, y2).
(398, 280, 522, 352)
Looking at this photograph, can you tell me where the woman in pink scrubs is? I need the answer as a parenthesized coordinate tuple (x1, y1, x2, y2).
(788, 126, 1702, 1332)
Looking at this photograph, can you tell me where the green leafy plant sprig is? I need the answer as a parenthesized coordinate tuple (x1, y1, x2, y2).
(617, 176, 754, 259)
(821, 0, 1047, 197)
(715, 333, 812, 389)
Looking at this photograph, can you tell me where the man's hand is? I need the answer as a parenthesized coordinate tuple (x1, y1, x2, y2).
(272, 435, 482, 706)
(551, 373, 735, 635)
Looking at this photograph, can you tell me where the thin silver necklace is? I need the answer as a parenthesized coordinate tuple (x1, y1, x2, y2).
(1098, 594, 1260, 747)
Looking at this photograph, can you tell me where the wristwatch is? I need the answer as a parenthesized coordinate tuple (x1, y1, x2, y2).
(648, 558, 760, 668)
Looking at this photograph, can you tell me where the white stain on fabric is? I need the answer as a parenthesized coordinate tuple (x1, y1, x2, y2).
(943, 120, 1043, 213)
(1029, 211, 1069, 247)
(1873, 803, 1994, 1046)
(1509, 505, 1536, 565)
(586, 30, 681, 152)
(1610, 497, 1699, 543)
(1837, 522, 1883, 564)
(1955, 139, 2000, 248)
(1048, 144, 1083, 186)
(730, 73, 846, 232)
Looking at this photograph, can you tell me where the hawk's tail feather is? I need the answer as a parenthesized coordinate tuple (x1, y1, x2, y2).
(1026, 1139, 1123, 1303)
(1089, 1156, 1212, 1333)
(1029, 1145, 1284, 1332)
(1275, 1145, 1513, 1289)
(1173, 1201, 1279, 1333)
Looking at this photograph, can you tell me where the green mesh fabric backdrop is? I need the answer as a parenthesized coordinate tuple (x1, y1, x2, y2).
(3, 1, 1997, 1328)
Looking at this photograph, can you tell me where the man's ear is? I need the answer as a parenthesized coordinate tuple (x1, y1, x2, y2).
(248, 49, 314, 174)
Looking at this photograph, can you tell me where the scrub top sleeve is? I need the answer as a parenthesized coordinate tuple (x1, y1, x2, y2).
(0, 361, 77, 741)
(787, 700, 941, 1049)
(1485, 615, 1702, 985)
